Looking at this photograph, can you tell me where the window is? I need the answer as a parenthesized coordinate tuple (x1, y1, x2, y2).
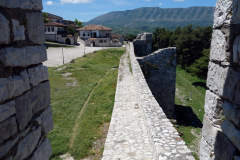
(48, 27, 50, 32)
(83, 33, 85, 36)
(104, 40, 106, 43)
(88, 33, 89, 36)
(106, 33, 109, 37)
(99, 40, 103, 43)
(45, 27, 47, 32)
(51, 27, 54, 32)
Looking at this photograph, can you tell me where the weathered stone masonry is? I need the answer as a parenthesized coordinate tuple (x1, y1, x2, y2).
(200, 0, 240, 159)
(0, 1, 53, 159)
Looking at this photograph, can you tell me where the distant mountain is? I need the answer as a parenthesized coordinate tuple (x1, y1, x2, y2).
(83, 7, 215, 32)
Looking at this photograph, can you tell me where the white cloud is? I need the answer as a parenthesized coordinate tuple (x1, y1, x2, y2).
(159, 3, 162, 5)
(60, 0, 92, 4)
(46, 1, 53, 5)
(174, 0, 184, 1)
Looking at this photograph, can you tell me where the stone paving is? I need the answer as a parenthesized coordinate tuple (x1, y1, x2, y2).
(102, 44, 195, 160)
(102, 49, 155, 160)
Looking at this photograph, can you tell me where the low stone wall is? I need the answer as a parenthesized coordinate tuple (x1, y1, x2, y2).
(46, 35, 76, 45)
(0, 1, 53, 159)
(136, 48, 177, 119)
(129, 43, 193, 159)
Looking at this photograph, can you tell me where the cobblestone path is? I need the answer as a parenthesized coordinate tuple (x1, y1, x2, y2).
(102, 51, 155, 160)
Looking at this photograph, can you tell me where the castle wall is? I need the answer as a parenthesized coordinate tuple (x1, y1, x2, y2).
(133, 33, 152, 57)
(129, 43, 193, 159)
(137, 48, 177, 119)
(200, 0, 240, 159)
(0, 1, 53, 159)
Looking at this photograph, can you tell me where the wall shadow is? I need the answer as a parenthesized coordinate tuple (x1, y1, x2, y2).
(191, 82, 207, 89)
(175, 104, 203, 128)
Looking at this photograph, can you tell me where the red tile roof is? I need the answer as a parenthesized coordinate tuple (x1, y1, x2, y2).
(77, 25, 112, 31)
(111, 33, 123, 38)
(44, 22, 67, 27)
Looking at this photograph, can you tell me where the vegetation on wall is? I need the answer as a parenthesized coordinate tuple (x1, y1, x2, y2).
(152, 25, 212, 79)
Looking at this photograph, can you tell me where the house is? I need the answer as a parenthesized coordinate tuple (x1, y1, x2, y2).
(77, 25, 123, 47)
(111, 33, 124, 44)
(44, 22, 77, 45)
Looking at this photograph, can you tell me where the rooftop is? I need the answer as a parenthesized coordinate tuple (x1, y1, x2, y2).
(77, 25, 112, 31)
(44, 22, 67, 27)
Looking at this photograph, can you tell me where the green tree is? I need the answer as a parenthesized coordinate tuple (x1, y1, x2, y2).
(68, 27, 75, 35)
(74, 18, 83, 27)
(43, 12, 48, 23)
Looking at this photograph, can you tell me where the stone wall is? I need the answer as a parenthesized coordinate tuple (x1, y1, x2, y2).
(200, 0, 240, 159)
(0, 1, 53, 159)
(129, 43, 194, 159)
(133, 33, 152, 57)
(137, 48, 177, 119)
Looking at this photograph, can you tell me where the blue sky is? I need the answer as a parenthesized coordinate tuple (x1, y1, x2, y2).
(42, 0, 217, 22)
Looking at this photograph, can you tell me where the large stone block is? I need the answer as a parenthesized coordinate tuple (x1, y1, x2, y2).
(202, 114, 222, 149)
(31, 81, 51, 114)
(207, 62, 240, 105)
(26, 12, 45, 44)
(0, 13, 10, 44)
(39, 105, 54, 135)
(0, 117, 17, 144)
(223, 101, 240, 127)
(15, 90, 32, 131)
(29, 138, 52, 160)
(13, 127, 41, 160)
(200, 137, 217, 160)
(0, 46, 47, 67)
(28, 64, 48, 87)
(210, 29, 229, 62)
(0, 70, 30, 103)
(233, 34, 240, 64)
(0, 101, 15, 123)
(222, 119, 240, 151)
(0, 0, 42, 10)
(213, 126, 238, 160)
(11, 19, 25, 41)
(204, 90, 223, 125)
(0, 136, 18, 159)
(213, 0, 233, 28)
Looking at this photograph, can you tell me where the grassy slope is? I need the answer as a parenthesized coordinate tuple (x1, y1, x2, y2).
(175, 66, 207, 159)
(48, 48, 125, 159)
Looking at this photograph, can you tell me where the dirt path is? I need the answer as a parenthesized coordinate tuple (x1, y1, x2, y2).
(69, 70, 110, 149)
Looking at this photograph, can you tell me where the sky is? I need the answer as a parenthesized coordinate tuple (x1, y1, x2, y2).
(42, 0, 217, 22)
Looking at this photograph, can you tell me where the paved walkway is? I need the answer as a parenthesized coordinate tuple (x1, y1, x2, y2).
(102, 51, 155, 160)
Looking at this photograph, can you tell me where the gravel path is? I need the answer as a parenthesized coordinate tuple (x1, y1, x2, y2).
(43, 41, 123, 67)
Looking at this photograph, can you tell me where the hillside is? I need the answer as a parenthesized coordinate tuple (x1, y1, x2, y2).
(83, 6, 215, 31)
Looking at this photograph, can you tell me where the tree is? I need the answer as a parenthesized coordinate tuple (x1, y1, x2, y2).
(68, 27, 75, 35)
(74, 18, 83, 27)
(43, 12, 48, 23)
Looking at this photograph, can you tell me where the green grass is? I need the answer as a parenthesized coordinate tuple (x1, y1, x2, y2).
(175, 66, 207, 160)
(48, 48, 125, 159)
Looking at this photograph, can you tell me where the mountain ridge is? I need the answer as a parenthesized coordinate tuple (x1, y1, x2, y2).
(83, 6, 215, 31)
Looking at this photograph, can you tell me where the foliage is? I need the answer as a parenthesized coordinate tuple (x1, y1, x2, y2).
(124, 34, 137, 41)
(48, 48, 125, 159)
(186, 49, 210, 79)
(152, 25, 212, 79)
(68, 27, 75, 35)
(43, 12, 48, 23)
(75, 18, 84, 27)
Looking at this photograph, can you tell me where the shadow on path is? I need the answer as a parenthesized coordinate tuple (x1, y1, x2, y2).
(175, 104, 203, 128)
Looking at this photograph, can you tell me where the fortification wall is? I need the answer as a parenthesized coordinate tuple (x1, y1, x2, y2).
(200, 0, 240, 159)
(136, 48, 177, 119)
(129, 43, 193, 159)
(133, 33, 152, 57)
(0, 1, 53, 159)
